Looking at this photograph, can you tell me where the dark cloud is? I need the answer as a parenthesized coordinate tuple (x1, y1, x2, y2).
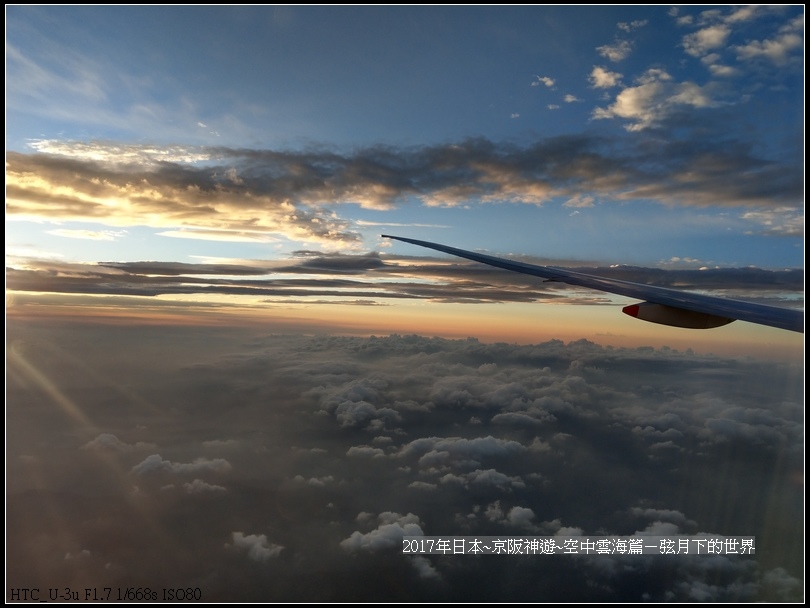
(100, 261, 273, 276)
(6, 322, 803, 601)
(7, 252, 804, 309)
(6, 131, 803, 247)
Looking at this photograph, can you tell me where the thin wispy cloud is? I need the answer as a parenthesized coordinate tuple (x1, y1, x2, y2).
(7, 251, 803, 310)
(617, 20, 648, 33)
(157, 229, 280, 243)
(46, 229, 127, 241)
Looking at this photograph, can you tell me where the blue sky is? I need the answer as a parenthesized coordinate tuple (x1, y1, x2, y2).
(6, 5, 805, 351)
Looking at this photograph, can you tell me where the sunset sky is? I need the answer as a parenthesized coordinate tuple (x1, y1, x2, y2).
(6, 6, 805, 602)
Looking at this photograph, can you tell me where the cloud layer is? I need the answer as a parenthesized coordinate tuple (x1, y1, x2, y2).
(7, 126, 803, 249)
(7, 250, 804, 311)
(7, 322, 803, 601)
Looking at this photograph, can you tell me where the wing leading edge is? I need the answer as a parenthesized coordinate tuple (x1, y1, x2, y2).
(382, 235, 804, 334)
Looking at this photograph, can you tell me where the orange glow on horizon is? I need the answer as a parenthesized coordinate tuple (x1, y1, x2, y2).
(7, 290, 803, 361)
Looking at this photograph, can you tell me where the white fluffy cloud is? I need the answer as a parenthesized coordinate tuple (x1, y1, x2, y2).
(397, 435, 526, 468)
(589, 66, 623, 89)
(131, 454, 232, 476)
(9, 328, 802, 602)
(597, 40, 632, 62)
(735, 24, 803, 65)
(592, 70, 721, 131)
(341, 512, 424, 552)
(183, 479, 227, 494)
(82, 433, 156, 452)
(440, 468, 526, 491)
(346, 445, 386, 458)
(228, 532, 284, 561)
(683, 24, 731, 57)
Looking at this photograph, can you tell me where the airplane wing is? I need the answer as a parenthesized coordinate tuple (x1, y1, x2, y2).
(382, 235, 804, 334)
